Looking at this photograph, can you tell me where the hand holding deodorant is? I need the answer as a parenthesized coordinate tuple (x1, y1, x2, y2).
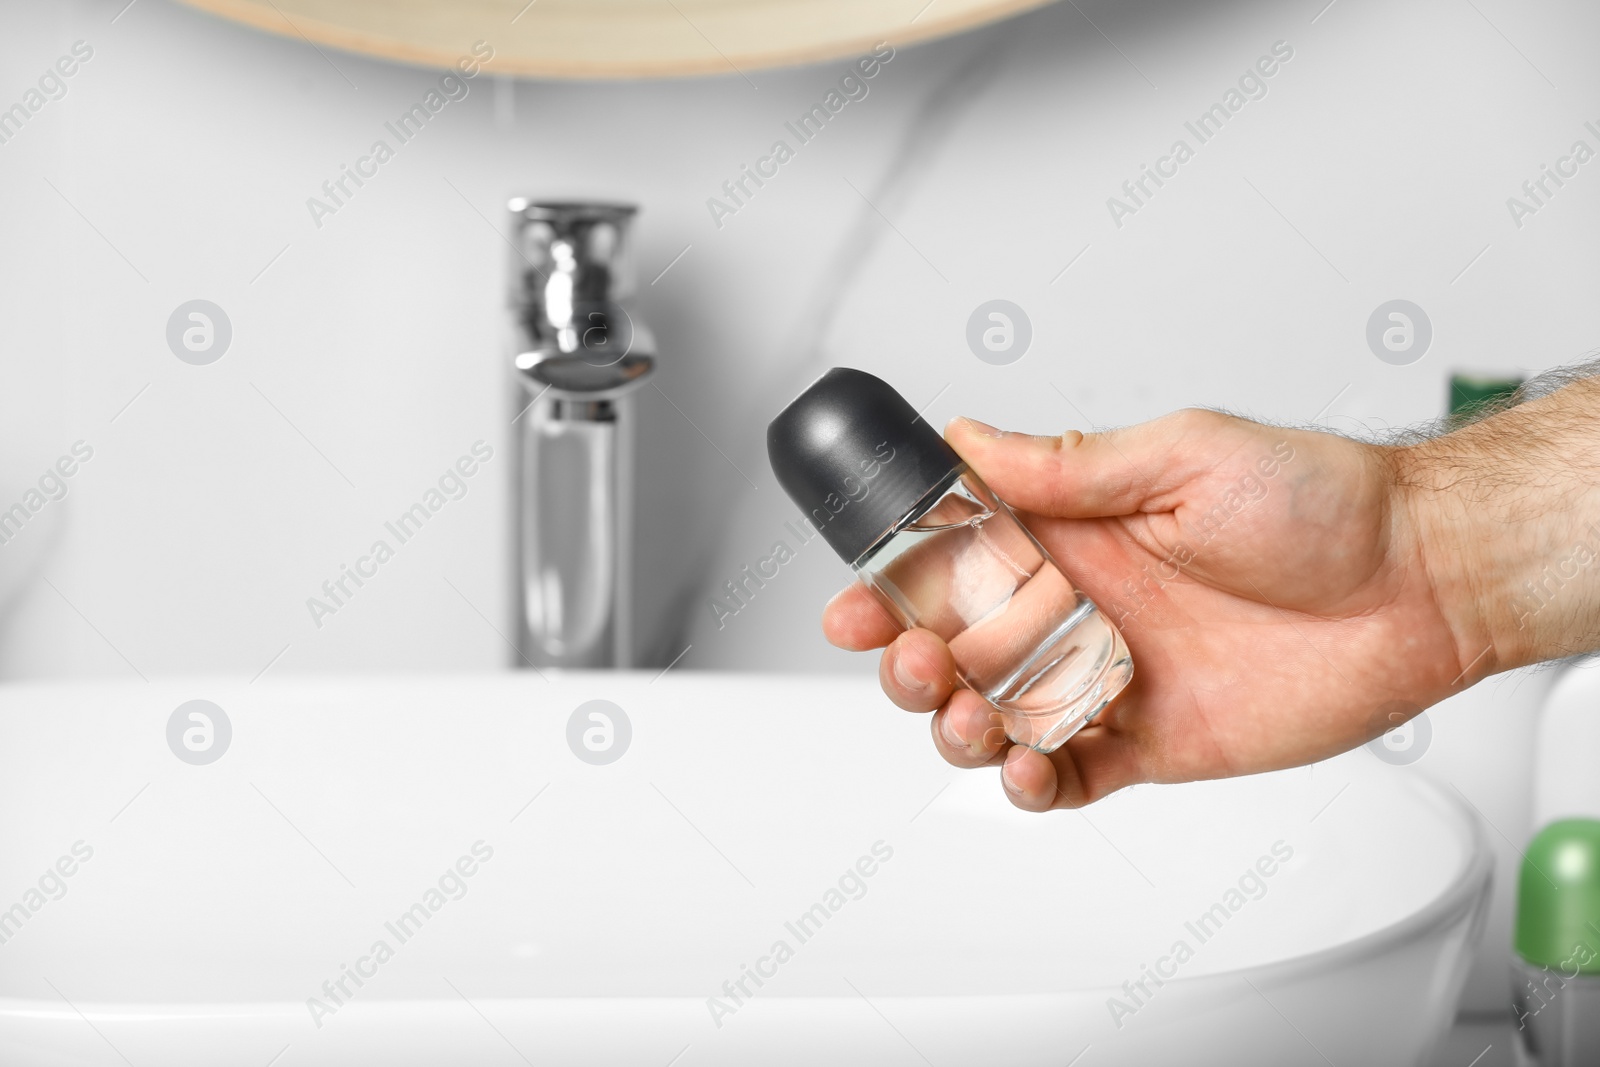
(767, 368, 1133, 753)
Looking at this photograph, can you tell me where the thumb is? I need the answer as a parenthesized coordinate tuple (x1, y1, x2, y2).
(944, 412, 1205, 518)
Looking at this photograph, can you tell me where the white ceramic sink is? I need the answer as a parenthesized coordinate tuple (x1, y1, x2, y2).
(0, 673, 1489, 1065)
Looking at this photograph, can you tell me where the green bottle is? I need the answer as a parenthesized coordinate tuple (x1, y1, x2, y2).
(1512, 818, 1600, 1064)
(1447, 372, 1523, 427)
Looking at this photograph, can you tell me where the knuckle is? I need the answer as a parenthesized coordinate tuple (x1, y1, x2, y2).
(1165, 406, 1228, 435)
(1050, 429, 1086, 453)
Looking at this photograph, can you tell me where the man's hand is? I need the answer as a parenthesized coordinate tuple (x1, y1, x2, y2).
(823, 409, 1488, 812)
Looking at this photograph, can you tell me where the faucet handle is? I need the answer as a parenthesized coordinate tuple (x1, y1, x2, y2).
(508, 199, 654, 397)
(515, 199, 659, 396)
(508, 199, 638, 304)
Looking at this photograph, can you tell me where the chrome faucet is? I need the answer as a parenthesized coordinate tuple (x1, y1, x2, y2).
(507, 201, 655, 669)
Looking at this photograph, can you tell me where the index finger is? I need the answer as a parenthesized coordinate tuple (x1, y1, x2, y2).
(822, 582, 902, 650)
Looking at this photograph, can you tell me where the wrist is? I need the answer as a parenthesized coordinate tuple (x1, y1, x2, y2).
(1388, 439, 1514, 687)
(1389, 380, 1600, 678)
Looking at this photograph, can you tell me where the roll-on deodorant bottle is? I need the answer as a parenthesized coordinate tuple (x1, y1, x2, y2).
(767, 367, 1133, 753)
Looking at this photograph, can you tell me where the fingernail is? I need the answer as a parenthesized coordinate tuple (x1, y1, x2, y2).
(940, 710, 965, 749)
(892, 649, 925, 693)
(950, 416, 1004, 438)
(982, 713, 1008, 751)
(1002, 746, 1027, 794)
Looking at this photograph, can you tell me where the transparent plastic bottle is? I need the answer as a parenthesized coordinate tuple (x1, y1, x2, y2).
(767, 367, 1133, 753)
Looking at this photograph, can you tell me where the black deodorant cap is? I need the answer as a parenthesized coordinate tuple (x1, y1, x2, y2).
(767, 367, 964, 563)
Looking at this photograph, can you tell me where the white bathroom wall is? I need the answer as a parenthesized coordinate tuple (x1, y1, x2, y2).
(0, 4, 73, 630)
(2, 0, 1597, 1016)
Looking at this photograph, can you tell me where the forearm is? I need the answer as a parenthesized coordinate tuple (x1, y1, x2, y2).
(1394, 365, 1600, 682)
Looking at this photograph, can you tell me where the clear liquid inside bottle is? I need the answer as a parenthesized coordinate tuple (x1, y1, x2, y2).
(854, 468, 1133, 752)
